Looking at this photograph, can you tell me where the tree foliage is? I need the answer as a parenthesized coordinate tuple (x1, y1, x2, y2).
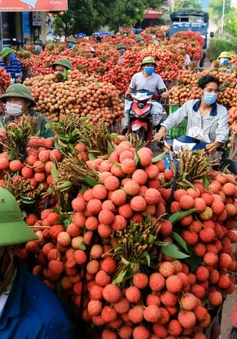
(225, 10, 237, 37)
(52, 0, 163, 37)
(173, 0, 202, 11)
(208, 0, 231, 23)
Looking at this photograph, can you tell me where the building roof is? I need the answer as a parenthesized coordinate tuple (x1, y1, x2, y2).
(144, 8, 162, 19)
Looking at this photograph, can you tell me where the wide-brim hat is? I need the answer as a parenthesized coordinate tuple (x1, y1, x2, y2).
(218, 51, 233, 59)
(1, 84, 36, 107)
(141, 56, 157, 67)
(52, 58, 72, 70)
(0, 188, 38, 246)
(1, 47, 14, 59)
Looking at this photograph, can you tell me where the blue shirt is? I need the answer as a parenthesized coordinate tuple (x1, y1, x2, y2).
(0, 59, 23, 79)
(0, 260, 74, 339)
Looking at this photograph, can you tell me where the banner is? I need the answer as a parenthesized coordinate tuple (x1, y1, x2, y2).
(22, 12, 31, 39)
(0, 0, 68, 11)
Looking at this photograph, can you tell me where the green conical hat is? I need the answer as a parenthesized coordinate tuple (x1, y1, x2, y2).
(0, 188, 38, 246)
(116, 43, 126, 50)
(52, 58, 72, 70)
(136, 36, 144, 42)
(141, 56, 157, 67)
(218, 51, 233, 59)
(1, 84, 36, 107)
(1, 47, 14, 59)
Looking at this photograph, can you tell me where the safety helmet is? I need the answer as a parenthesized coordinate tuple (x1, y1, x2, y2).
(218, 51, 233, 59)
(52, 58, 73, 71)
(141, 56, 157, 67)
(1, 84, 36, 107)
(136, 36, 144, 42)
(116, 43, 126, 50)
(1, 47, 14, 59)
(0, 188, 38, 246)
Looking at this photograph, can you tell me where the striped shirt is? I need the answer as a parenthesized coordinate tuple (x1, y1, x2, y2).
(0, 59, 23, 79)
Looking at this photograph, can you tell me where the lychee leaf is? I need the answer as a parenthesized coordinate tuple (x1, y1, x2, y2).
(80, 175, 98, 187)
(145, 213, 152, 225)
(88, 153, 96, 160)
(107, 140, 114, 156)
(113, 270, 127, 285)
(134, 152, 141, 165)
(172, 232, 189, 253)
(152, 151, 166, 163)
(161, 242, 190, 259)
(80, 242, 86, 251)
(51, 164, 58, 179)
(184, 246, 201, 272)
(141, 251, 151, 266)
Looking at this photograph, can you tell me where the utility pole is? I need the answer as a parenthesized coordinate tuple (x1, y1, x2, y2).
(172, 0, 175, 12)
(220, 0, 226, 37)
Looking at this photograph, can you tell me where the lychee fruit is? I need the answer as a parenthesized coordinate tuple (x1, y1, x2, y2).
(143, 305, 161, 323)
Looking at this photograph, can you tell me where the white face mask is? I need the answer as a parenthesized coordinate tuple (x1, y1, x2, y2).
(6, 102, 23, 116)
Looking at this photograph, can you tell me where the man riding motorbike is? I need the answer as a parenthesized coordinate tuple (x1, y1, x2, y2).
(154, 75, 229, 155)
(125, 56, 168, 98)
(122, 56, 168, 131)
(0, 188, 74, 338)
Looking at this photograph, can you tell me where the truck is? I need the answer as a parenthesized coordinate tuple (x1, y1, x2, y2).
(169, 10, 212, 67)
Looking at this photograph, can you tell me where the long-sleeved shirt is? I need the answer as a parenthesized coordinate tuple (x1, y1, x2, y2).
(162, 99, 229, 144)
(0, 59, 23, 80)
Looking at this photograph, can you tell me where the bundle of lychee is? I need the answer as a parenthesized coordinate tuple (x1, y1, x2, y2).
(0, 135, 59, 209)
(24, 71, 124, 124)
(21, 139, 237, 338)
(0, 66, 11, 92)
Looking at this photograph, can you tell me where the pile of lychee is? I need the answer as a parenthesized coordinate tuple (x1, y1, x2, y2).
(20, 140, 237, 339)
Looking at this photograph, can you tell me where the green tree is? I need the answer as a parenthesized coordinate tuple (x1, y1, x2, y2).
(225, 10, 237, 36)
(52, 0, 164, 37)
(208, 0, 231, 24)
(173, 0, 202, 11)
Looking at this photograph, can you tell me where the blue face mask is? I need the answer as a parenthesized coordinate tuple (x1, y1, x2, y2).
(220, 58, 229, 66)
(203, 92, 218, 105)
(145, 66, 155, 75)
(34, 45, 40, 52)
(119, 49, 125, 55)
(68, 42, 74, 48)
(9, 54, 15, 62)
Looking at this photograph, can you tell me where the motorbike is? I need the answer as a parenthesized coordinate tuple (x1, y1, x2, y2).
(124, 89, 165, 143)
(159, 135, 237, 175)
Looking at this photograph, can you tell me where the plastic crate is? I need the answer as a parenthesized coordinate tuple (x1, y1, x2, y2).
(168, 105, 187, 137)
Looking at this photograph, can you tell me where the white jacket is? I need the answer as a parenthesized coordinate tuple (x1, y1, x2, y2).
(162, 100, 229, 143)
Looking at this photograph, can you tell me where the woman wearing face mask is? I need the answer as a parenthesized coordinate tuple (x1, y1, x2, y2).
(0, 48, 23, 84)
(0, 84, 54, 139)
(125, 56, 168, 98)
(154, 75, 229, 154)
(116, 43, 126, 65)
